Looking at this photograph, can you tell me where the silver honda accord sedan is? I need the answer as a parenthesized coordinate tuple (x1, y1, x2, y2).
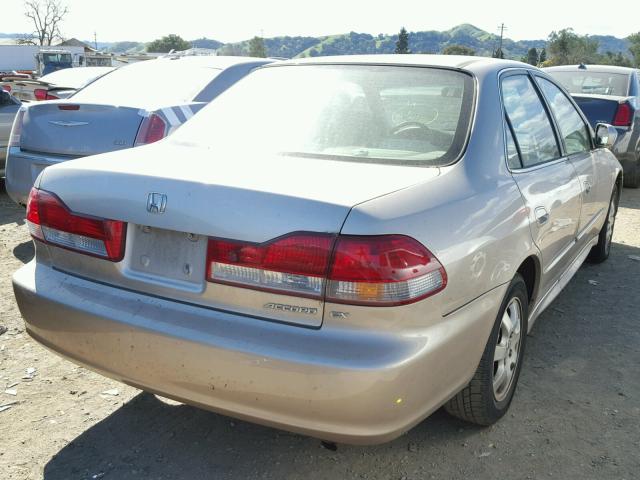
(12, 55, 622, 445)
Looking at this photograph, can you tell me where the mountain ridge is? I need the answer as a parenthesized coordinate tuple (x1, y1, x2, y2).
(0, 24, 632, 59)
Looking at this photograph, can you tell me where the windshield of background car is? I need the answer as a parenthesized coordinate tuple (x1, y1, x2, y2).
(71, 61, 221, 107)
(550, 71, 630, 96)
(171, 64, 475, 166)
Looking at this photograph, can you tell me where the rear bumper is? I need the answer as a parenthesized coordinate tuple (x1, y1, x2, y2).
(5, 147, 76, 205)
(13, 261, 505, 444)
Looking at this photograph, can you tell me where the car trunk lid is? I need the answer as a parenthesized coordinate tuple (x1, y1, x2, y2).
(20, 101, 144, 156)
(571, 94, 634, 129)
(36, 143, 440, 327)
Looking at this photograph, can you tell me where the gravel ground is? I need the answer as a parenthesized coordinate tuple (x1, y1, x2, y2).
(0, 183, 638, 480)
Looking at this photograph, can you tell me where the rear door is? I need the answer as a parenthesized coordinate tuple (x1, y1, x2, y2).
(501, 71, 582, 293)
(534, 75, 605, 246)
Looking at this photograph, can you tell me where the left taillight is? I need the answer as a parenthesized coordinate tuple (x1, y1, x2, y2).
(2, 85, 11, 92)
(8, 108, 26, 148)
(34, 88, 59, 101)
(26, 188, 126, 262)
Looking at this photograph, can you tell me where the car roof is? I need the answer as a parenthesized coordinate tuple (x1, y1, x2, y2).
(272, 54, 531, 74)
(543, 64, 637, 75)
(147, 55, 275, 70)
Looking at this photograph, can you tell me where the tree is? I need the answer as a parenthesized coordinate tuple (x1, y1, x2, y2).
(147, 34, 191, 53)
(442, 44, 475, 56)
(546, 28, 599, 66)
(22, 0, 68, 46)
(629, 32, 640, 67)
(248, 36, 267, 57)
(603, 51, 632, 67)
(539, 48, 547, 64)
(526, 47, 539, 66)
(395, 27, 409, 54)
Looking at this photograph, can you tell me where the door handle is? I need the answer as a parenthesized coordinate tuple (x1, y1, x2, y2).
(535, 207, 549, 225)
(584, 181, 592, 194)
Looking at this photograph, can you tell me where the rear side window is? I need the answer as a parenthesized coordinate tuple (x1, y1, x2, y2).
(504, 122, 522, 169)
(501, 75, 560, 168)
(536, 77, 591, 156)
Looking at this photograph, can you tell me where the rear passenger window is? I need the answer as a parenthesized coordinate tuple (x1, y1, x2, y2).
(505, 122, 522, 169)
(536, 77, 591, 155)
(502, 75, 560, 168)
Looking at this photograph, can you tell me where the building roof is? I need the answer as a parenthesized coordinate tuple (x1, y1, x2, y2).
(56, 38, 97, 52)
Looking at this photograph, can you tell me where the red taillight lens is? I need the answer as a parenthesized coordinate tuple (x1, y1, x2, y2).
(2, 85, 11, 92)
(613, 102, 633, 127)
(134, 113, 167, 146)
(327, 235, 446, 306)
(34, 88, 60, 101)
(8, 108, 26, 148)
(207, 233, 335, 298)
(34, 88, 47, 101)
(26, 188, 126, 261)
(206, 233, 446, 306)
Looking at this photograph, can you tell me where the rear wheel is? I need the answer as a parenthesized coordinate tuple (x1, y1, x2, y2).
(445, 274, 528, 425)
(623, 160, 639, 189)
(587, 184, 618, 263)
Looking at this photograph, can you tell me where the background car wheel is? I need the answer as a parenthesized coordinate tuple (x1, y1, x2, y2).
(623, 161, 639, 189)
(444, 273, 528, 425)
(588, 184, 619, 263)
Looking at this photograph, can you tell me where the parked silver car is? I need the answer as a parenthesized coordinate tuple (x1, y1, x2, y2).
(5, 55, 274, 205)
(0, 90, 21, 177)
(1, 66, 116, 102)
(13, 56, 622, 444)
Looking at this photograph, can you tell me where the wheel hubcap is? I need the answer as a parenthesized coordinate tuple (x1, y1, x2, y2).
(493, 297, 523, 402)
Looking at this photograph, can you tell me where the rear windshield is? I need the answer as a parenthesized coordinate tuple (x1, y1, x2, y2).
(71, 60, 220, 107)
(171, 64, 475, 166)
(549, 71, 630, 96)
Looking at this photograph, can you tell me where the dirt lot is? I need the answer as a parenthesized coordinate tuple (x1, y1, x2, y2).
(0, 183, 638, 480)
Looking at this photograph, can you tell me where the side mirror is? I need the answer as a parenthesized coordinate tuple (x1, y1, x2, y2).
(595, 123, 618, 149)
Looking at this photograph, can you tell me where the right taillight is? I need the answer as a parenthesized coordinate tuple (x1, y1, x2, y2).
(134, 113, 168, 146)
(326, 235, 446, 306)
(8, 108, 26, 148)
(206, 233, 446, 306)
(26, 188, 126, 261)
(613, 102, 633, 127)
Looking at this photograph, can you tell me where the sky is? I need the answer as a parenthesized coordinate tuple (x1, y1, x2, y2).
(1, 0, 638, 43)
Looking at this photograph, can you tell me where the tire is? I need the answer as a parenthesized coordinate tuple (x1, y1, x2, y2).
(587, 184, 618, 264)
(623, 161, 639, 189)
(445, 273, 528, 425)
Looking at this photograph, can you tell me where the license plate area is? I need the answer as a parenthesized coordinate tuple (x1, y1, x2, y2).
(126, 225, 207, 290)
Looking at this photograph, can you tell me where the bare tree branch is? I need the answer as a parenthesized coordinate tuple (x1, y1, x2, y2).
(23, 0, 68, 46)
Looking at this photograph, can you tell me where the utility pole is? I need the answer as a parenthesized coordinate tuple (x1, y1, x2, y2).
(498, 23, 507, 54)
(494, 23, 507, 58)
(93, 31, 98, 51)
